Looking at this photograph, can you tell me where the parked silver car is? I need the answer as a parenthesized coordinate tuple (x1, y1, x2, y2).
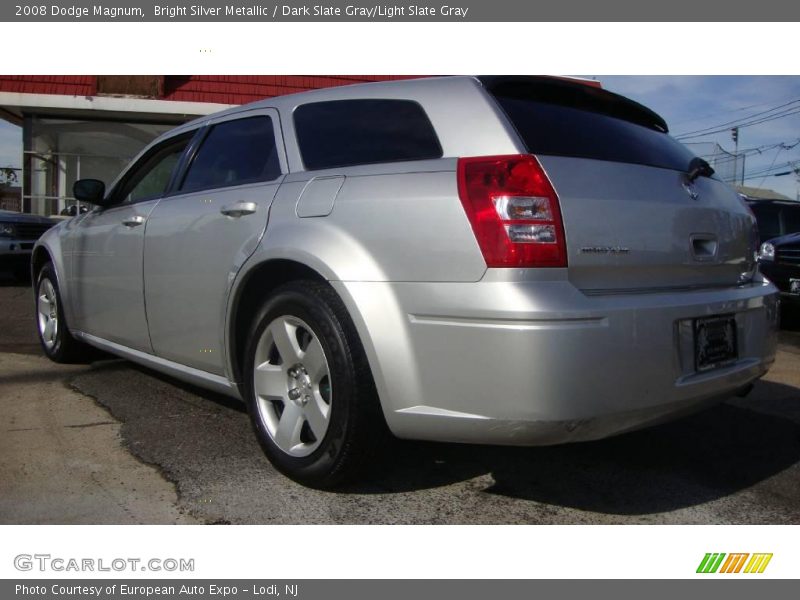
(33, 76, 779, 487)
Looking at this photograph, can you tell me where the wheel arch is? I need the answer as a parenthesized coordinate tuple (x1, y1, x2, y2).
(228, 258, 356, 392)
(226, 249, 409, 432)
(31, 241, 75, 327)
(31, 245, 52, 280)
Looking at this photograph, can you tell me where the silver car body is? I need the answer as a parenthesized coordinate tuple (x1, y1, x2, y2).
(35, 76, 779, 445)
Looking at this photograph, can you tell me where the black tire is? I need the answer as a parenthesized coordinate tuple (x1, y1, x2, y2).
(35, 262, 93, 363)
(243, 280, 387, 488)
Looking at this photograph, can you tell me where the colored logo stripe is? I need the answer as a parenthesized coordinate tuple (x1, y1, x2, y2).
(719, 553, 749, 573)
(697, 553, 772, 574)
(697, 553, 726, 573)
(744, 554, 773, 574)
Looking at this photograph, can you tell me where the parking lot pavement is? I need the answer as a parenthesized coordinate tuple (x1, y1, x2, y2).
(2, 276, 800, 524)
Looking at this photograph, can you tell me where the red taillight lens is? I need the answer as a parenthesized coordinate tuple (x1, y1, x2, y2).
(457, 154, 567, 267)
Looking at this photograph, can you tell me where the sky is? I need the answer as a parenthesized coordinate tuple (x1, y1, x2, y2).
(598, 76, 800, 199)
(1, 75, 799, 198)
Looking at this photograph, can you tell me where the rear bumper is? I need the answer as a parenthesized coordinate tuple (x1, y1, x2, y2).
(336, 275, 779, 445)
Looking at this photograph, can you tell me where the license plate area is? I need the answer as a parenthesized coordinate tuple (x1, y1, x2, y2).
(694, 315, 738, 372)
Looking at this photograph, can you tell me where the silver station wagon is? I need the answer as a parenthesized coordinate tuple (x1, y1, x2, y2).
(34, 76, 779, 487)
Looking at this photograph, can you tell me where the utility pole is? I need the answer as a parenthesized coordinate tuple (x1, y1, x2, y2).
(731, 127, 740, 185)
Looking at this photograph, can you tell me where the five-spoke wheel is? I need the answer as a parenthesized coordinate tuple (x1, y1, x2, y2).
(243, 280, 385, 488)
(35, 262, 91, 363)
(253, 316, 332, 457)
(37, 276, 59, 350)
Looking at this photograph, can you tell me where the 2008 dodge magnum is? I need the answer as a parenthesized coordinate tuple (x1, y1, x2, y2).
(33, 76, 778, 487)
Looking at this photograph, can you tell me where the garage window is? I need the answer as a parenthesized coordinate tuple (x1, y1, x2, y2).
(294, 99, 442, 170)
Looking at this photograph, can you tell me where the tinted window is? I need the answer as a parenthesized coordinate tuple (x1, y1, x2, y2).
(181, 116, 280, 192)
(750, 204, 782, 241)
(489, 81, 696, 172)
(294, 99, 442, 170)
(129, 151, 182, 202)
(782, 206, 800, 235)
(115, 134, 191, 204)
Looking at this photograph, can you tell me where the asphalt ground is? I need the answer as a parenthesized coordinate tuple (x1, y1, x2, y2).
(2, 272, 800, 524)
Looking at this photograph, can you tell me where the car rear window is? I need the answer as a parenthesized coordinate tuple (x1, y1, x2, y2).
(294, 99, 443, 170)
(485, 79, 696, 172)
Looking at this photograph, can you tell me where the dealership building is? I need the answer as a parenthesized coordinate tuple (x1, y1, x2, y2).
(0, 76, 408, 215)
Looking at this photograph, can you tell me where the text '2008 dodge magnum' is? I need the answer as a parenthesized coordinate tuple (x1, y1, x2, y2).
(33, 76, 778, 487)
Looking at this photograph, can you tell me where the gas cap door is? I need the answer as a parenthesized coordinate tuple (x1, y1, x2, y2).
(296, 175, 345, 218)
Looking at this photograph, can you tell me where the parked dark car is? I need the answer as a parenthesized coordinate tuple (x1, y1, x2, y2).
(747, 198, 800, 242)
(747, 199, 800, 303)
(757, 232, 800, 302)
(0, 209, 59, 281)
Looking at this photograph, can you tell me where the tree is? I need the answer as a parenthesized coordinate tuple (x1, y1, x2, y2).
(0, 167, 19, 186)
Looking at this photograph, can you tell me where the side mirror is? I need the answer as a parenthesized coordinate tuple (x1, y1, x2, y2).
(73, 179, 107, 206)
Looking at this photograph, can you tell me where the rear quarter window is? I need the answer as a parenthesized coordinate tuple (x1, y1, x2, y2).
(293, 99, 443, 170)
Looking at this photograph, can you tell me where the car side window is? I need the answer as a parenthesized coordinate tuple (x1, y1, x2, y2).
(113, 133, 192, 205)
(294, 99, 443, 170)
(128, 150, 182, 203)
(179, 116, 281, 193)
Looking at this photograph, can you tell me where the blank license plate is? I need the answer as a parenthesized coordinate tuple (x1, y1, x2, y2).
(694, 315, 738, 372)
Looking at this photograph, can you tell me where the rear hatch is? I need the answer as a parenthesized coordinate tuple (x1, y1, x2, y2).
(483, 77, 757, 293)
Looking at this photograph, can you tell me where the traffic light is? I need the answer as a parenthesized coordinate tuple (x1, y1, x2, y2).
(731, 127, 739, 143)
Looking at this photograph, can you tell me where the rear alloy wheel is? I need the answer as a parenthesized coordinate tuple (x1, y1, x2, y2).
(253, 315, 333, 457)
(35, 262, 92, 363)
(243, 280, 385, 488)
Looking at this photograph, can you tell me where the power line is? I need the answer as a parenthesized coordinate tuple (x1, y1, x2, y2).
(739, 160, 800, 181)
(670, 94, 800, 127)
(674, 99, 800, 138)
(676, 106, 800, 140)
(691, 139, 800, 163)
(719, 158, 800, 182)
(756, 147, 788, 189)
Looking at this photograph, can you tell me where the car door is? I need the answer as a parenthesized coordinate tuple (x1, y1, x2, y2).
(69, 131, 194, 352)
(143, 109, 286, 375)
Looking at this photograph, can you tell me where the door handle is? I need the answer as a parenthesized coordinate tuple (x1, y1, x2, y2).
(220, 202, 257, 218)
(122, 216, 146, 227)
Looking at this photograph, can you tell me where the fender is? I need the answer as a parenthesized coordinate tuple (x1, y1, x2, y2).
(223, 221, 424, 425)
(32, 220, 76, 328)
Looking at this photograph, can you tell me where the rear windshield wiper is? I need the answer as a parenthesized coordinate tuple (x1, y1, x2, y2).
(686, 157, 715, 182)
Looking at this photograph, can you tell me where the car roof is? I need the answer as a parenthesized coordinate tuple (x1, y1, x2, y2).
(172, 75, 630, 133)
(175, 75, 477, 132)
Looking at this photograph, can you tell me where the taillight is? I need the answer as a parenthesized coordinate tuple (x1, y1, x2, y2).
(457, 154, 567, 267)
